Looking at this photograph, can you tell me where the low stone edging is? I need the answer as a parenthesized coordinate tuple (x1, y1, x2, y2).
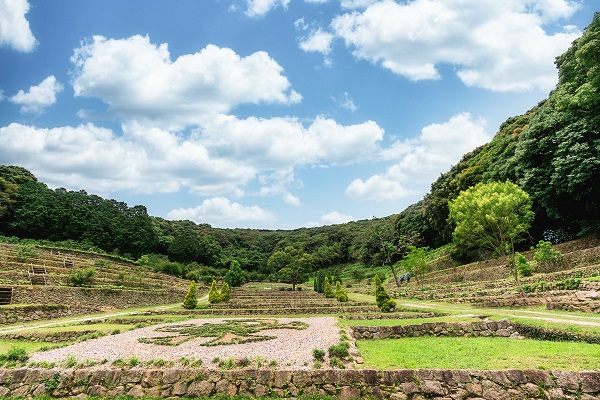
(351, 319, 522, 340)
(0, 304, 98, 325)
(0, 330, 97, 343)
(0, 367, 598, 399)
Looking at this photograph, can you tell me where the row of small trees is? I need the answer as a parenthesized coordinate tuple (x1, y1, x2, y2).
(314, 272, 348, 302)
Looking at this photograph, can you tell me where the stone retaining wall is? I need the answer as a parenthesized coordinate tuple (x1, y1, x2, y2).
(0, 367, 598, 399)
(340, 312, 437, 320)
(0, 304, 97, 324)
(0, 330, 97, 343)
(0, 286, 186, 323)
(11, 285, 186, 309)
(351, 319, 522, 340)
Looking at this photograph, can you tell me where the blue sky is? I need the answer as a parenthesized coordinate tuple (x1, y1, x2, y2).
(0, 0, 596, 229)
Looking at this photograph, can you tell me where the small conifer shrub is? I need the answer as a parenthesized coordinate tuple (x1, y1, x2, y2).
(208, 279, 222, 303)
(183, 281, 198, 309)
(220, 281, 231, 302)
(335, 281, 348, 302)
(323, 276, 335, 298)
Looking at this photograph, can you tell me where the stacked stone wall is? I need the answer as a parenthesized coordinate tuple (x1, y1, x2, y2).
(351, 319, 522, 339)
(11, 285, 185, 308)
(1, 286, 186, 323)
(0, 367, 598, 399)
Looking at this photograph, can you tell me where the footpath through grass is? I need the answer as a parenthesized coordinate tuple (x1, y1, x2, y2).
(357, 336, 600, 370)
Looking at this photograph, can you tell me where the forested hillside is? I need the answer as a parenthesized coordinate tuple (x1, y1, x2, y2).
(0, 13, 598, 284)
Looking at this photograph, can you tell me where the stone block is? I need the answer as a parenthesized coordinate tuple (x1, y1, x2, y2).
(162, 369, 181, 385)
(524, 369, 554, 386)
(545, 387, 568, 400)
(481, 380, 510, 400)
(339, 385, 361, 400)
(552, 370, 579, 390)
(127, 384, 145, 398)
(273, 370, 292, 388)
(186, 380, 214, 397)
(421, 379, 445, 396)
(401, 381, 419, 394)
(87, 384, 107, 397)
(579, 371, 600, 393)
(171, 381, 187, 396)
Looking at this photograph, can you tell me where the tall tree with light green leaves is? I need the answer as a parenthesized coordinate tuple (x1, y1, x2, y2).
(449, 181, 534, 294)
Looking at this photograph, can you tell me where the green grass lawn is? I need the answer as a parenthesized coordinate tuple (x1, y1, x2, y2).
(357, 336, 600, 370)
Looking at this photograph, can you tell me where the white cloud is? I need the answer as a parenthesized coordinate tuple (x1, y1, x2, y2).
(0, 112, 383, 203)
(299, 28, 334, 54)
(199, 114, 384, 168)
(167, 197, 274, 227)
(346, 112, 491, 201)
(283, 193, 301, 206)
(340, 0, 378, 9)
(0, 0, 36, 52)
(320, 211, 354, 225)
(245, 0, 290, 17)
(70, 35, 301, 130)
(333, 92, 358, 112)
(10, 76, 63, 114)
(0, 122, 255, 196)
(331, 0, 582, 91)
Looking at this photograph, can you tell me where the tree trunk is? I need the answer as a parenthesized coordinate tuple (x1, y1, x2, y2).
(389, 264, 400, 287)
(509, 241, 525, 297)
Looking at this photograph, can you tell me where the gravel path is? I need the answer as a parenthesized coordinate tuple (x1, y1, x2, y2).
(29, 316, 340, 370)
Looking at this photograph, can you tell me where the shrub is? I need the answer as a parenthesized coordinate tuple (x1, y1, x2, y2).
(312, 348, 325, 361)
(323, 277, 335, 298)
(220, 281, 231, 302)
(374, 274, 395, 312)
(67, 268, 96, 287)
(224, 260, 245, 287)
(328, 341, 350, 359)
(532, 240, 563, 272)
(183, 281, 198, 309)
(208, 279, 221, 303)
(380, 298, 396, 312)
(15, 244, 39, 262)
(556, 278, 581, 290)
(515, 252, 532, 277)
(335, 281, 348, 302)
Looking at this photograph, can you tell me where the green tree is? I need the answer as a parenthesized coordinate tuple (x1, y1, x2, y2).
(220, 281, 231, 302)
(183, 281, 198, 309)
(208, 279, 221, 303)
(224, 259, 245, 287)
(335, 281, 348, 302)
(168, 232, 200, 263)
(400, 246, 429, 287)
(449, 181, 534, 294)
(373, 274, 395, 312)
(323, 276, 335, 298)
(267, 246, 311, 290)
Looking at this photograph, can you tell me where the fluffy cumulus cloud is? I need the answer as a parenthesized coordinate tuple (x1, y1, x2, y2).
(0, 0, 36, 52)
(10, 76, 63, 114)
(331, 0, 582, 91)
(346, 113, 491, 201)
(0, 122, 255, 196)
(0, 111, 383, 203)
(245, 0, 290, 17)
(167, 197, 274, 227)
(70, 35, 301, 130)
(198, 114, 384, 169)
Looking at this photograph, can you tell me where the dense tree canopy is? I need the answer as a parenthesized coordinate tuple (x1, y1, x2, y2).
(449, 181, 534, 290)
